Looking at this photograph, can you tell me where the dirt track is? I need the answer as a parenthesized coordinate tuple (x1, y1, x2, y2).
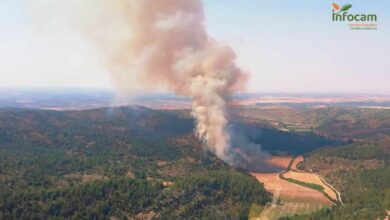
(250, 156, 333, 220)
(283, 171, 338, 201)
(252, 172, 332, 204)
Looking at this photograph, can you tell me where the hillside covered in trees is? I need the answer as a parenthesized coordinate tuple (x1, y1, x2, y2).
(0, 106, 274, 219)
(284, 136, 390, 219)
(1, 106, 383, 219)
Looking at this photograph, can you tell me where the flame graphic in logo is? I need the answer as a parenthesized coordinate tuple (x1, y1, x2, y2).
(332, 3, 352, 13)
(332, 3, 340, 12)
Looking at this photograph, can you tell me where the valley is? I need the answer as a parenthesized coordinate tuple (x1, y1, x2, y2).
(0, 103, 389, 219)
(1, 0, 388, 218)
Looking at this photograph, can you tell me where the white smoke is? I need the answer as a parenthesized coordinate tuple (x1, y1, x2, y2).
(27, 0, 248, 164)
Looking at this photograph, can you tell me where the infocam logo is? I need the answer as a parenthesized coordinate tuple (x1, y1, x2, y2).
(331, 3, 378, 30)
(332, 3, 377, 22)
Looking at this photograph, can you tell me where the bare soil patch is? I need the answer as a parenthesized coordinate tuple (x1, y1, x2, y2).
(251, 172, 331, 205)
(283, 171, 338, 201)
(250, 156, 334, 219)
(290, 156, 304, 170)
(264, 156, 292, 170)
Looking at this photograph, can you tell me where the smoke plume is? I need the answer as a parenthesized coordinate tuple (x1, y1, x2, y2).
(90, 0, 248, 163)
(229, 124, 281, 172)
(29, 0, 249, 165)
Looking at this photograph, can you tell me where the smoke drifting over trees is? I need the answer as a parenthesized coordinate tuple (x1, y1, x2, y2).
(28, 0, 259, 167)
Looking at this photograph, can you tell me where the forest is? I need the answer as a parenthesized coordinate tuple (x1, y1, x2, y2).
(0, 107, 387, 219)
(0, 107, 272, 219)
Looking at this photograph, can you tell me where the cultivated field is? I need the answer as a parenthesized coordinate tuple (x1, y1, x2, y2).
(251, 156, 332, 220)
(290, 156, 304, 170)
(255, 197, 326, 220)
(264, 156, 292, 170)
(251, 172, 332, 204)
(283, 171, 338, 201)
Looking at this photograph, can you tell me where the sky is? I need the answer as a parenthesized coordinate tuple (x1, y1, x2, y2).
(0, 0, 389, 94)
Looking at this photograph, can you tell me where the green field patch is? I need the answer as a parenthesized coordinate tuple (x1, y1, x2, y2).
(280, 176, 324, 191)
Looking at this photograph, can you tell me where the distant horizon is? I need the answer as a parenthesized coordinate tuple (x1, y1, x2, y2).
(1, 87, 390, 96)
(0, 0, 389, 94)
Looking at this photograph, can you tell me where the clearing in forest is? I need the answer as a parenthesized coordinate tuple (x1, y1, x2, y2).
(250, 156, 333, 220)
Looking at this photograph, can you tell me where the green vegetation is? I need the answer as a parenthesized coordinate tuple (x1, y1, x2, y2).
(0, 107, 271, 219)
(0, 171, 270, 219)
(284, 136, 390, 220)
(279, 156, 340, 205)
(309, 137, 390, 161)
(316, 109, 390, 139)
(168, 171, 271, 219)
(232, 123, 344, 155)
(282, 166, 390, 220)
(280, 176, 324, 191)
(280, 156, 324, 192)
(233, 107, 390, 219)
(1, 106, 389, 219)
(232, 107, 390, 140)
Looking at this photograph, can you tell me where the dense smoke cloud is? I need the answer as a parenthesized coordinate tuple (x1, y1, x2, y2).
(229, 124, 280, 172)
(29, 0, 252, 165)
(89, 0, 247, 163)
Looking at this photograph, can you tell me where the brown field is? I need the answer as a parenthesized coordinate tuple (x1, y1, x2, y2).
(250, 156, 333, 219)
(290, 156, 304, 170)
(253, 197, 326, 220)
(283, 171, 338, 201)
(251, 172, 332, 204)
(233, 95, 390, 106)
(264, 156, 292, 170)
(251, 172, 331, 220)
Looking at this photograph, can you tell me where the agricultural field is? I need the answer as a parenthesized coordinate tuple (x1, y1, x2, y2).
(1, 94, 389, 219)
(251, 156, 333, 220)
(256, 197, 326, 220)
(283, 137, 390, 220)
(232, 107, 390, 139)
(282, 171, 338, 202)
(290, 156, 304, 170)
(281, 156, 339, 202)
(264, 156, 292, 170)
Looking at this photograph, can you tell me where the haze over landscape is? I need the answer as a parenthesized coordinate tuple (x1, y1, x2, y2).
(1, 0, 389, 93)
(0, 1, 389, 220)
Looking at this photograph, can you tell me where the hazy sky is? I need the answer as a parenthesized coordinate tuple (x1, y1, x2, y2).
(0, 0, 389, 94)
